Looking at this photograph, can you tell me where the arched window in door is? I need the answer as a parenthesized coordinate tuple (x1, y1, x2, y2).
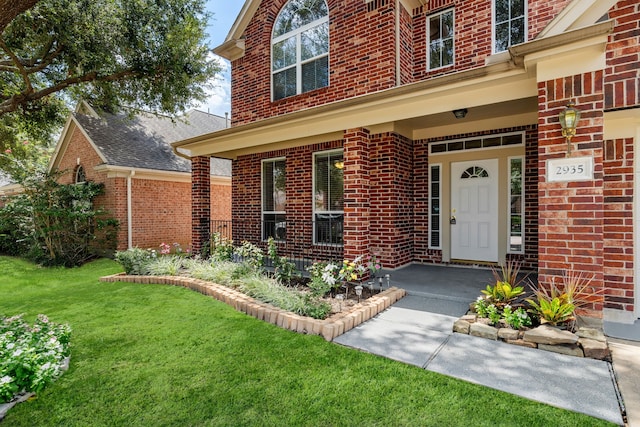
(460, 166, 489, 179)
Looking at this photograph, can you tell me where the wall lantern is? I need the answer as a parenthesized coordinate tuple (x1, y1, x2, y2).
(559, 101, 581, 156)
(452, 108, 468, 119)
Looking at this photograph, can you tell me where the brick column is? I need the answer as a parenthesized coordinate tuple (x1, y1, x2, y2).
(537, 72, 605, 317)
(343, 128, 370, 262)
(191, 156, 211, 254)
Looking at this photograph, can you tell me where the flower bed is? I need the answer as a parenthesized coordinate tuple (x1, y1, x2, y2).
(0, 314, 71, 420)
(100, 273, 405, 341)
(453, 314, 610, 360)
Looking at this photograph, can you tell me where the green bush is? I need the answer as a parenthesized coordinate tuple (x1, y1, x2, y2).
(0, 172, 118, 266)
(114, 248, 154, 275)
(0, 314, 71, 403)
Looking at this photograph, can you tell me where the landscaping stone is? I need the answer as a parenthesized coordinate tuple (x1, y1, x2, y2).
(461, 314, 477, 323)
(469, 322, 498, 340)
(579, 338, 610, 360)
(498, 328, 519, 341)
(523, 325, 579, 345)
(505, 339, 537, 349)
(453, 319, 470, 334)
(538, 343, 584, 357)
(577, 327, 607, 342)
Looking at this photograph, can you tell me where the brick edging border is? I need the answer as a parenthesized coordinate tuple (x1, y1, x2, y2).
(100, 274, 406, 341)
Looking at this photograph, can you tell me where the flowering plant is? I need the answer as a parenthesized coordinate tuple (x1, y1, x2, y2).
(0, 314, 71, 403)
(365, 253, 382, 277)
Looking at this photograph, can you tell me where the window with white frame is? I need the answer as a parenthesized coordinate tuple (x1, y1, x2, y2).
(508, 156, 524, 253)
(262, 159, 286, 240)
(429, 164, 442, 249)
(428, 9, 454, 70)
(493, 0, 526, 53)
(272, 0, 329, 101)
(313, 150, 343, 245)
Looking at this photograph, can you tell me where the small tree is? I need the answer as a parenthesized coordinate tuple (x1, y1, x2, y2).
(0, 171, 118, 266)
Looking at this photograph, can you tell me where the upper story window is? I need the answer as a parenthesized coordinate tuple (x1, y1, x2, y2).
(428, 9, 454, 70)
(272, 0, 329, 101)
(493, 0, 526, 53)
(74, 165, 86, 184)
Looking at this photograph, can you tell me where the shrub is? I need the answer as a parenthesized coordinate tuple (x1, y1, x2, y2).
(115, 248, 154, 275)
(234, 241, 264, 270)
(145, 255, 185, 276)
(0, 314, 71, 403)
(267, 237, 299, 284)
(0, 172, 118, 266)
(210, 232, 234, 262)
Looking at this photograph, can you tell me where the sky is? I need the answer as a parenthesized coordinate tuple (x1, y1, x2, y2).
(197, 2, 246, 118)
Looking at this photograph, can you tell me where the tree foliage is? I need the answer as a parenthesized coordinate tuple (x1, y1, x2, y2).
(0, 0, 220, 157)
(0, 171, 118, 266)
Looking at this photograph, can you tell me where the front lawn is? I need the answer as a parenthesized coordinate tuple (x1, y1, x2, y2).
(0, 257, 613, 426)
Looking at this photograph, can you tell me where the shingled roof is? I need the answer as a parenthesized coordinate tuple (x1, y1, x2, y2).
(73, 108, 231, 176)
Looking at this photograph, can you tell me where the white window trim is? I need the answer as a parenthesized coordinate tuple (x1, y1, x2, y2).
(262, 157, 286, 242)
(312, 149, 343, 246)
(507, 155, 525, 254)
(429, 163, 442, 250)
(427, 8, 455, 71)
(271, 7, 329, 101)
(429, 131, 525, 155)
(492, 0, 528, 54)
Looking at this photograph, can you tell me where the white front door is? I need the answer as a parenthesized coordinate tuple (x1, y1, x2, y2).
(451, 159, 499, 262)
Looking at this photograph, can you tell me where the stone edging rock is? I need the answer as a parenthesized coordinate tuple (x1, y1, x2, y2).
(453, 314, 611, 361)
(100, 274, 406, 341)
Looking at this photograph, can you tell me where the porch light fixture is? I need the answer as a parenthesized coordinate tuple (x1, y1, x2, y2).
(559, 101, 581, 157)
(452, 108, 468, 119)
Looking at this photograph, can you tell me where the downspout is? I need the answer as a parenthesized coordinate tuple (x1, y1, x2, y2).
(395, 0, 401, 86)
(127, 170, 135, 249)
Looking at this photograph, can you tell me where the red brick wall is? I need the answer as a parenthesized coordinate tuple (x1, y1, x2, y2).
(231, 0, 570, 125)
(369, 132, 414, 268)
(603, 137, 635, 313)
(192, 156, 211, 253)
(605, 1, 640, 110)
(231, 0, 398, 126)
(537, 72, 606, 317)
(343, 128, 371, 262)
(56, 128, 231, 253)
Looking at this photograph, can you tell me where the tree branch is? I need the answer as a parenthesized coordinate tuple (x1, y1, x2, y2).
(0, 69, 141, 115)
(0, 0, 40, 34)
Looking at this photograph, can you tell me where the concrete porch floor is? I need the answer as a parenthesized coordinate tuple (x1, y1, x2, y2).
(380, 263, 501, 317)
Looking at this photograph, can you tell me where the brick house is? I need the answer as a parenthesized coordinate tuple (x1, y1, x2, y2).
(50, 101, 231, 250)
(174, 0, 640, 322)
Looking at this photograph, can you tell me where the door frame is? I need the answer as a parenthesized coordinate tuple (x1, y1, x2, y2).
(428, 144, 525, 265)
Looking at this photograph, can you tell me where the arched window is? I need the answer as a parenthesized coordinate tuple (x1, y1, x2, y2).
(75, 165, 87, 184)
(460, 166, 489, 179)
(272, 0, 329, 101)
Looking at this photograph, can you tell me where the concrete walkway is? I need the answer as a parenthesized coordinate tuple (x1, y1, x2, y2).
(334, 264, 627, 425)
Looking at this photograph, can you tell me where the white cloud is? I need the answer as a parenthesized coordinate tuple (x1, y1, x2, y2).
(196, 54, 232, 118)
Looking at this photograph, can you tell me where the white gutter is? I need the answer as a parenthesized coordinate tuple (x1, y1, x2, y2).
(127, 170, 135, 249)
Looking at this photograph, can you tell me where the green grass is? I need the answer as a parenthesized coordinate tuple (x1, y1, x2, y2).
(0, 256, 614, 426)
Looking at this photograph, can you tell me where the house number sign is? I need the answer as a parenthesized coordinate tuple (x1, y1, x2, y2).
(547, 156, 594, 182)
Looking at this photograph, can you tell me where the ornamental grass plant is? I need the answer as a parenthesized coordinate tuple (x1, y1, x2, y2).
(0, 256, 613, 426)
